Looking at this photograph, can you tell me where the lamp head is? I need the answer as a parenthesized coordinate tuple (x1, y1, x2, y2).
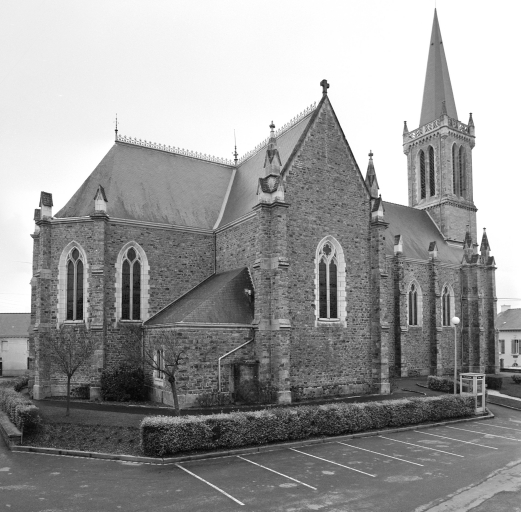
(451, 316, 460, 326)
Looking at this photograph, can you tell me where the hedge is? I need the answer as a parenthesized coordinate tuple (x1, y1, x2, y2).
(0, 384, 40, 432)
(427, 375, 460, 393)
(140, 395, 475, 457)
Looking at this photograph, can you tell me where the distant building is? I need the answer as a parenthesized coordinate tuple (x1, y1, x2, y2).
(0, 313, 30, 377)
(497, 306, 521, 369)
(29, 10, 498, 405)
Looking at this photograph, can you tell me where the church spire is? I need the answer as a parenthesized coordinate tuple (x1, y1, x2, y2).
(365, 150, 379, 199)
(419, 9, 458, 126)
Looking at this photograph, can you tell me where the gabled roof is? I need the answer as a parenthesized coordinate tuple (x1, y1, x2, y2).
(419, 9, 458, 126)
(218, 111, 314, 227)
(382, 201, 461, 264)
(56, 143, 234, 229)
(0, 313, 31, 338)
(497, 309, 521, 331)
(145, 268, 254, 326)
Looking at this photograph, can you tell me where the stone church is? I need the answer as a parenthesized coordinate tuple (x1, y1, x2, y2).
(29, 10, 497, 406)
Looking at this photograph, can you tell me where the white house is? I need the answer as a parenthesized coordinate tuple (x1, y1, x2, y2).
(497, 306, 521, 369)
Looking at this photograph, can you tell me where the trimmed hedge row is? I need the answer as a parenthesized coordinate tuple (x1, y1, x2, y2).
(0, 384, 40, 432)
(427, 375, 460, 393)
(141, 395, 475, 457)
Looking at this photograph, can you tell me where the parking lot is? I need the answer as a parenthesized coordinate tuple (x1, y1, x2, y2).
(3, 404, 521, 511)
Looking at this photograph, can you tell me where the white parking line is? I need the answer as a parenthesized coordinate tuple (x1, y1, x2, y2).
(477, 423, 521, 434)
(290, 448, 376, 477)
(445, 425, 521, 441)
(379, 436, 464, 457)
(237, 456, 317, 490)
(414, 430, 497, 449)
(336, 442, 424, 466)
(175, 463, 244, 506)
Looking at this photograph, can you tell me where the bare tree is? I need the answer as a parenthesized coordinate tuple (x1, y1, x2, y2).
(42, 327, 96, 416)
(143, 329, 186, 416)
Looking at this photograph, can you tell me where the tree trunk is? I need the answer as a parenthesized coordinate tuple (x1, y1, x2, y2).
(169, 376, 180, 416)
(66, 375, 71, 417)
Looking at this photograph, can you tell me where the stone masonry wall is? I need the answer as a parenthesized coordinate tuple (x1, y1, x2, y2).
(284, 98, 374, 396)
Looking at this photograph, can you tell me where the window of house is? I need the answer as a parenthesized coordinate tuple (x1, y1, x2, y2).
(115, 242, 150, 323)
(1, 340, 7, 352)
(315, 236, 346, 326)
(66, 248, 84, 320)
(156, 349, 164, 378)
(499, 339, 505, 354)
(429, 146, 435, 196)
(512, 339, 520, 355)
(419, 150, 426, 199)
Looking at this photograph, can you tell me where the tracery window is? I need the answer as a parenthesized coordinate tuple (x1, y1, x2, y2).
(122, 247, 141, 320)
(115, 242, 150, 323)
(66, 248, 84, 321)
(318, 242, 338, 319)
(419, 150, 426, 199)
(429, 146, 435, 196)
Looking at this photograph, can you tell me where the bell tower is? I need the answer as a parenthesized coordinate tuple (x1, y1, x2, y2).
(403, 9, 477, 244)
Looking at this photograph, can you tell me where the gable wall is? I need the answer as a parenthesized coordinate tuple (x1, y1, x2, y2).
(283, 100, 374, 395)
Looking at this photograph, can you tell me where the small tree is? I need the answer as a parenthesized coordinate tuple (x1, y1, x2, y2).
(43, 327, 96, 416)
(143, 329, 186, 415)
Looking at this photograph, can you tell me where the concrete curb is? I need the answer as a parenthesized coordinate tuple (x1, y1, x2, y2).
(6, 410, 494, 465)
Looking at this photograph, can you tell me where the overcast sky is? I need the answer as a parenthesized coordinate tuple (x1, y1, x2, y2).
(1, 0, 519, 314)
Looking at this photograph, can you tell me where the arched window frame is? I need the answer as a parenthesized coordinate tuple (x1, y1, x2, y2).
(115, 242, 150, 323)
(428, 145, 436, 197)
(314, 236, 347, 327)
(459, 146, 466, 198)
(407, 280, 423, 327)
(57, 242, 89, 326)
(419, 150, 426, 200)
(452, 143, 459, 195)
(441, 283, 455, 327)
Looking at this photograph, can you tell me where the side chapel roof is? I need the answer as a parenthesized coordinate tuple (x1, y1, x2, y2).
(382, 201, 461, 264)
(145, 267, 254, 325)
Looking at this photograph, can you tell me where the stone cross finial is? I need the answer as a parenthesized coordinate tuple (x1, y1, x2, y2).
(320, 79, 329, 95)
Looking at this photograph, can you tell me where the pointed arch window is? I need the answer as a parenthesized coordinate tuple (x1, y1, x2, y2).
(66, 249, 84, 320)
(115, 242, 150, 323)
(452, 144, 458, 195)
(419, 150, 426, 199)
(122, 247, 141, 320)
(315, 236, 346, 326)
(442, 284, 455, 327)
(408, 282, 423, 327)
(459, 146, 466, 198)
(429, 146, 435, 196)
(318, 242, 338, 319)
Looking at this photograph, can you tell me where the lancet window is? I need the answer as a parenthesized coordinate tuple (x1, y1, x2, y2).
(459, 146, 466, 198)
(429, 146, 435, 196)
(419, 150, 426, 199)
(318, 242, 338, 319)
(408, 282, 423, 327)
(66, 248, 84, 321)
(122, 247, 141, 320)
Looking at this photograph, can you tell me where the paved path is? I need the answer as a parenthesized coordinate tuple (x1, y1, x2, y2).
(3, 404, 521, 511)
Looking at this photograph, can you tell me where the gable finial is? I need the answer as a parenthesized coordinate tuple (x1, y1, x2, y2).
(115, 113, 118, 141)
(320, 79, 329, 95)
(233, 130, 238, 165)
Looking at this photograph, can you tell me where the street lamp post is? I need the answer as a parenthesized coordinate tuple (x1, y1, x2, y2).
(452, 316, 460, 395)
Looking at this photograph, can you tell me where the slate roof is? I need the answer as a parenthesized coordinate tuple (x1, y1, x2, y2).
(0, 313, 31, 338)
(218, 112, 314, 227)
(382, 201, 462, 264)
(146, 268, 254, 326)
(497, 309, 521, 331)
(56, 143, 234, 229)
(419, 9, 458, 126)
